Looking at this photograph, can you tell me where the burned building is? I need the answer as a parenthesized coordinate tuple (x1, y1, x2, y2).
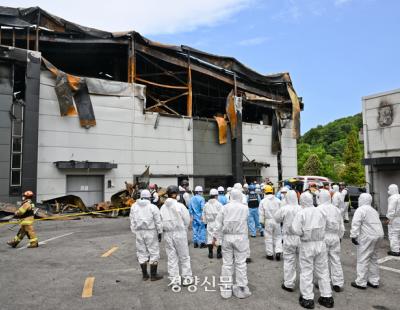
(0, 6, 302, 206)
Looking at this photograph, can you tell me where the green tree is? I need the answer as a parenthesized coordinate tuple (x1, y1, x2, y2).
(340, 129, 365, 185)
(302, 153, 322, 175)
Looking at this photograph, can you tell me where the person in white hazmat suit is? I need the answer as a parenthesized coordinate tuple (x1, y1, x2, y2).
(129, 189, 163, 281)
(291, 192, 334, 309)
(233, 182, 252, 263)
(317, 189, 345, 292)
(350, 193, 384, 289)
(273, 189, 302, 292)
(202, 188, 223, 259)
(339, 183, 350, 223)
(331, 184, 344, 215)
(213, 188, 251, 299)
(387, 184, 400, 256)
(259, 185, 283, 261)
(160, 185, 193, 285)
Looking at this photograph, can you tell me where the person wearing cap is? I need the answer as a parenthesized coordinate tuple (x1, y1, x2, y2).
(7, 190, 38, 248)
(213, 188, 251, 299)
(203, 189, 223, 258)
(129, 189, 163, 281)
(189, 186, 207, 248)
(160, 185, 193, 285)
(217, 186, 228, 205)
(148, 183, 159, 206)
(259, 185, 283, 260)
(247, 184, 264, 238)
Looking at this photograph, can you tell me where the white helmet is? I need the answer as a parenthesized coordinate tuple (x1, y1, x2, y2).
(280, 186, 288, 193)
(243, 183, 249, 188)
(195, 185, 203, 192)
(209, 188, 218, 196)
(233, 183, 243, 191)
(255, 184, 260, 189)
(140, 189, 151, 199)
(227, 187, 232, 192)
(217, 186, 224, 192)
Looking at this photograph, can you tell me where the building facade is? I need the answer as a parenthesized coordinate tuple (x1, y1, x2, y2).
(362, 88, 400, 216)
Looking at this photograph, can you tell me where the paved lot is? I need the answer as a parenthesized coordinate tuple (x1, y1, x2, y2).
(0, 216, 399, 310)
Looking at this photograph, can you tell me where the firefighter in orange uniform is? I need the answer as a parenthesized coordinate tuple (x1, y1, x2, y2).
(7, 191, 39, 248)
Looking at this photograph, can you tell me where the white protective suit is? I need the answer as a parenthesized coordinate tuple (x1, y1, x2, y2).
(317, 189, 345, 287)
(160, 198, 192, 281)
(202, 198, 223, 245)
(350, 193, 384, 287)
(213, 189, 251, 299)
(332, 185, 344, 215)
(387, 184, 400, 253)
(273, 190, 302, 289)
(341, 188, 350, 221)
(292, 192, 332, 300)
(130, 199, 163, 264)
(259, 194, 283, 256)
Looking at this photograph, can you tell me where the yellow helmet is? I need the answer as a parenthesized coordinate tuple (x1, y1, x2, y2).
(264, 185, 274, 194)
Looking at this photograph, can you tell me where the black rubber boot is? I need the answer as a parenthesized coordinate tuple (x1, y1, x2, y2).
(333, 285, 342, 292)
(150, 263, 163, 281)
(275, 253, 281, 261)
(387, 250, 400, 256)
(266, 255, 274, 260)
(7, 240, 19, 248)
(299, 296, 315, 309)
(318, 296, 334, 308)
(351, 281, 366, 290)
(140, 263, 149, 281)
(281, 283, 294, 292)
(246, 257, 252, 263)
(217, 246, 222, 259)
(208, 244, 213, 258)
(193, 243, 199, 248)
(260, 231, 264, 237)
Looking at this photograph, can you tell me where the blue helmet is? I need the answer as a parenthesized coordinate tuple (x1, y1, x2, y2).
(248, 184, 256, 192)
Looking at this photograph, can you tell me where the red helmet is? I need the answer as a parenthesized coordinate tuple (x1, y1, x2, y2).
(23, 190, 34, 198)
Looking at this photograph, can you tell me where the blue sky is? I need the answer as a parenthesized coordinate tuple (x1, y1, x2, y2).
(5, 0, 400, 133)
(149, 0, 400, 133)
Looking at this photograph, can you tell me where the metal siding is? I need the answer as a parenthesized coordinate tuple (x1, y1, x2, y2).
(37, 71, 138, 202)
(193, 119, 232, 176)
(0, 63, 12, 201)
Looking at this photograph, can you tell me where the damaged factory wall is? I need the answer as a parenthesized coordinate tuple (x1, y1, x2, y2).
(192, 119, 232, 183)
(0, 62, 13, 202)
(362, 89, 400, 216)
(281, 126, 298, 180)
(37, 70, 141, 203)
(242, 123, 279, 183)
(132, 99, 194, 187)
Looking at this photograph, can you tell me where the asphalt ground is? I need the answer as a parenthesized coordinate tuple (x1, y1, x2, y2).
(0, 215, 399, 310)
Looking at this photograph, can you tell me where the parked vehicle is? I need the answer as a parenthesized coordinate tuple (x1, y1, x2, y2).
(346, 186, 366, 209)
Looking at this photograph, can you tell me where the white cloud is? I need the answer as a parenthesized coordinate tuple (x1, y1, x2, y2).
(334, 0, 352, 6)
(3, 0, 252, 35)
(238, 36, 269, 46)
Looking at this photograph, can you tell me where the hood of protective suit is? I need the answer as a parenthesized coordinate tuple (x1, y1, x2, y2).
(332, 185, 339, 193)
(230, 189, 242, 202)
(318, 189, 331, 205)
(300, 192, 314, 208)
(286, 190, 299, 206)
(137, 199, 150, 207)
(266, 194, 276, 200)
(388, 184, 399, 196)
(164, 197, 177, 207)
(359, 193, 372, 207)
